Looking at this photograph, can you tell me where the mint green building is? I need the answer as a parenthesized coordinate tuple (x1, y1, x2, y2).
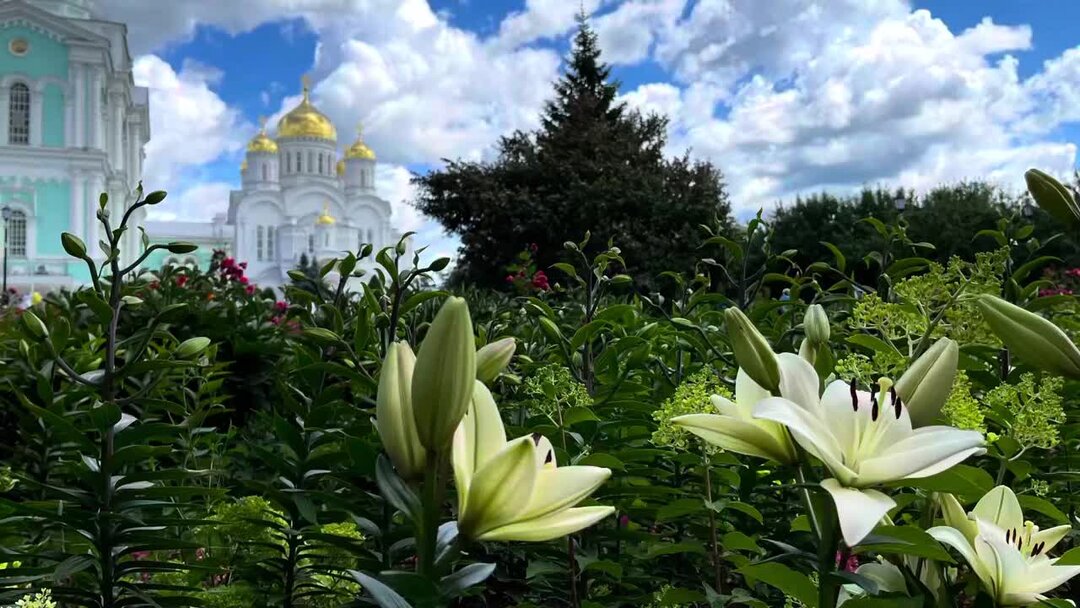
(0, 0, 149, 291)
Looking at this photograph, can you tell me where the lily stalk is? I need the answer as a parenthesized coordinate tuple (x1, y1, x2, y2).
(929, 486, 1080, 606)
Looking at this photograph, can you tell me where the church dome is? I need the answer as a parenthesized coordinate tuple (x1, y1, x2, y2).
(316, 203, 336, 225)
(247, 118, 278, 153)
(277, 76, 337, 141)
(344, 124, 376, 160)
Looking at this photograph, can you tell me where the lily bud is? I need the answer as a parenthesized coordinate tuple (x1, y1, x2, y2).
(412, 297, 477, 452)
(376, 342, 426, 480)
(176, 337, 211, 359)
(476, 338, 515, 384)
(975, 295, 1080, 378)
(804, 304, 830, 346)
(724, 307, 780, 393)
(895, 338, 958, 427)
(22, 311, 48, 340)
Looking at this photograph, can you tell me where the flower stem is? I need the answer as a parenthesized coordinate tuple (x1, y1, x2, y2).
(417, 449, 447, 580)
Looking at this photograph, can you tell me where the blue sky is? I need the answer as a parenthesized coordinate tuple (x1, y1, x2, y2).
(96, 0, 1080, 259)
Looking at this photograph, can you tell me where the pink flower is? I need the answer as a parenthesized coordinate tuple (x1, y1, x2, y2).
(195, 548, 206, 561)
(221, 257, 235, 269)
(239, 276, 250, 285)
(245, 285, 256, 295)
(175, 275, 188, 287)
(270, 315, 282, 325)
(835, 551, 859, 572)
(529, 242, 538, 253)
(532, 270, 550, 291)
(275, 300, 288, 312)
(131, 550, 152, 561)
(505, 274, 515, 283)
(619, 514, 629, 527)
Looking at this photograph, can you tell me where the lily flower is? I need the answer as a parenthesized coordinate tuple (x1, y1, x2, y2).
(754, 377, 985, 546)
(672, 353, 817, 464)
(929, 486, 1079, 606)
(453, 381, 614, 542)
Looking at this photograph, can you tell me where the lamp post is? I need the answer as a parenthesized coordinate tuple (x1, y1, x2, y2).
(894, 192, 907, 213)
(1, 206, 10, 306)
(1021, 194, 1035, 219)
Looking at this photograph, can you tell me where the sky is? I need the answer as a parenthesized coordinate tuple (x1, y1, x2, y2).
(86, 0, 1080, 263)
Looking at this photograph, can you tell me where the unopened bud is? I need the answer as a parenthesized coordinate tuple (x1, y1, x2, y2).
(975, 295, 1080, 378)
(1025, 169, 1080, 228)
(61, 232, 88, 258)
(412, 297, 476, 451)
(376, 342, 426, 480)
(176, 337, 211, 359)
(475, 337, 516, 384)
(895, 338, 958, 426)
(22, 311, 48, 340)
(725, 307, 780, 393)
(804, 304, 830, 346)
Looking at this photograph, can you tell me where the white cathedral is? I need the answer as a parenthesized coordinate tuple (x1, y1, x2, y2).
(144, 75, 400, 288)
(0, 0, 401, 292)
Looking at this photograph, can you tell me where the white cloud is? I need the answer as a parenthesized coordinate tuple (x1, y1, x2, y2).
(493, 0, 601, 50)
(132, 55, 249, 220)
(593, 0, 684, 65)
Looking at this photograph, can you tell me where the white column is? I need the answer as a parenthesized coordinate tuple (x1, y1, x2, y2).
(73, 63, 85, 148)
(89, 67, 103, 151)
(0, 88, 9, 143)
(125, 120, 136, 183)
(30, 85, 44, 146)
(71, 171, 85, 241)
(64, 88, 74, 146)
(88, 173, 104, 258)
(112, 95, 124, 172)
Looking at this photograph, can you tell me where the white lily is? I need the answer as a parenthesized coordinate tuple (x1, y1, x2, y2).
(754, 376, 985, 546)
(453, 380, 614, 542)
(929, 486, 1079, 606)
(672, 353, 817, 464)
(837, 562, 908, 605)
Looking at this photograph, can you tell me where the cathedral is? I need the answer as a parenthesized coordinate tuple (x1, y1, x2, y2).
(0, 0, 150, 291)
(1, 0, 401, 292)
(143, 77, 400, 288)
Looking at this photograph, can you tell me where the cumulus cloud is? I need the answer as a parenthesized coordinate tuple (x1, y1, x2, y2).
(132, 55, 249, 220)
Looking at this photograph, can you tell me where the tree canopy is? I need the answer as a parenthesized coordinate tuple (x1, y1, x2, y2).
(412, 14, 733, 288)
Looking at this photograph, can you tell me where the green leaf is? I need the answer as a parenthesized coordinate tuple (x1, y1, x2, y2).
(440, 563, 495, 595)
(349, 570, 414, 608)
(821, 241, 847, 272)
(657, 498, 704, 521)
(1018, 495, 1069, 525)
(857, 526, 954, 562)
(887, 464, 993, 501)
(739, 562, 818, 608)
(374, 455, 420, 522)
(577, 452, 624, 471)
(645, 541, 705, 558)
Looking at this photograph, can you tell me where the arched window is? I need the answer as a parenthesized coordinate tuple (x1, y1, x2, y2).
(6, 209, 27, 257)
(256, 225, 265, 261)
(8, 83, 30, 145)
(261, 164, 268, 181)
(307, 151, 313, 173)
(318, 153, 324, 174)
(307, 233, 314, 253)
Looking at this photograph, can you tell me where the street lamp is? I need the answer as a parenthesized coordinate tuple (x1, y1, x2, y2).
(894, 192, 907, 213)
(1, 206, 10, 306)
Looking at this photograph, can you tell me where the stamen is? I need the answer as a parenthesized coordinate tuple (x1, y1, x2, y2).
(891, 387, 902, 419)
(1032, 542, 1044, 556)
(531, 432, 543, 444)
(870, 394, 879, 421)
(544, 450, 554, 464)
(850, 379, 858, 411)
(1006, 529, 1012, 543)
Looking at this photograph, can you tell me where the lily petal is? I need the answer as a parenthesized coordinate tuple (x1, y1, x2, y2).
(1031, 525, 1072, 555)
(452, 381, 509, 501)
(821, 478, 896, 547)
(733, 368, 770, 414)
(776, 352, 821, 412)
(460, 436, 537, 538)
(928, 525, 991, 586)
(939, 492, 979, 544)
(673, 413, 796, 463)
(478, 506, 616, 542)
(858, 427, 984, 485)
(517, 466, 611, 521)
(971, 486, 1024, 533)
(754, 398, 855, 482)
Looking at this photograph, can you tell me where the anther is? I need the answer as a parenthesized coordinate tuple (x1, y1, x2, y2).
(850, 379, 859, 411)
(544, 450, 554, 465)
(531, 432, 543, 444)
(870, 394, 879, 421)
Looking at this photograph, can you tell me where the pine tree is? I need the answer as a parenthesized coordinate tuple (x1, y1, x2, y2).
(413, 13, 733, 287)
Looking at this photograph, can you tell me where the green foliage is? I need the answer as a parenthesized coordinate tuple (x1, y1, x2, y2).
(985, 373, 1066, 450)
(652, 368, 731, 451)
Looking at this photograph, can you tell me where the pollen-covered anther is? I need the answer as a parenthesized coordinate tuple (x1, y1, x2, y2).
(849, 379, 859, 411)
(870, 394, 879, 421)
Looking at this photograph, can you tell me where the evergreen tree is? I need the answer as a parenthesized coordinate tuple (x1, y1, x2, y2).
(413, 13, 733, 287)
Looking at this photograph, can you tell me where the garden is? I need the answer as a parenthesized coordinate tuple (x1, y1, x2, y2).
(0, 163, 1078, 608)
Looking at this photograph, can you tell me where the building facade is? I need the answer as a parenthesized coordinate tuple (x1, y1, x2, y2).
(0, 0, 149, 292)
(142, 77, 399, 288)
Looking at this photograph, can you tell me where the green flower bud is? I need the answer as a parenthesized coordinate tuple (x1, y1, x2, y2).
(804, 304, 830, 345)
(21, 311, 48, 340)
(895, 338, 958, 427)
(724, 307, 780, 393)
(412, 297, 476, 452)
(975, 294, 1080, 378)
(1025, 168, 1080, 228)
(176, 337, 211, 359)
(376, 342, 426, 480)
(475, 337, 516, 384)
(61, 232, 88, 259)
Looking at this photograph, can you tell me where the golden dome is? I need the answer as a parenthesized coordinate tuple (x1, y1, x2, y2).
(247, 117, 278, 153)
(316, 202, 336, 225)
(336, 159, 345, 176)
(277, 75, 337, 141)
(345, 123, 376, 160)
(240, 159, 248, 172)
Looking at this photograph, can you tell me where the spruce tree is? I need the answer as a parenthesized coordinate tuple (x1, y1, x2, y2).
(413, 13, 733, 287)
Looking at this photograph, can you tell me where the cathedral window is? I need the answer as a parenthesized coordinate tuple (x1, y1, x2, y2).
(8, 83, 30, 145)
(285, 154, 291, 173)
(256, 226, 265, 261)
(261, 164, 268, 181)
(307, 151, 313, 173)
(6, 209, 27, 257)
(318, 153, 324, 174)
(267, 227, 275, 260)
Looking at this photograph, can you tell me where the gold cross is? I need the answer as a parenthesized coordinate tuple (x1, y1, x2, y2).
(258, 115, 268, 132)
(356, 121, 364, 140)
(301, 73, 312, 92)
